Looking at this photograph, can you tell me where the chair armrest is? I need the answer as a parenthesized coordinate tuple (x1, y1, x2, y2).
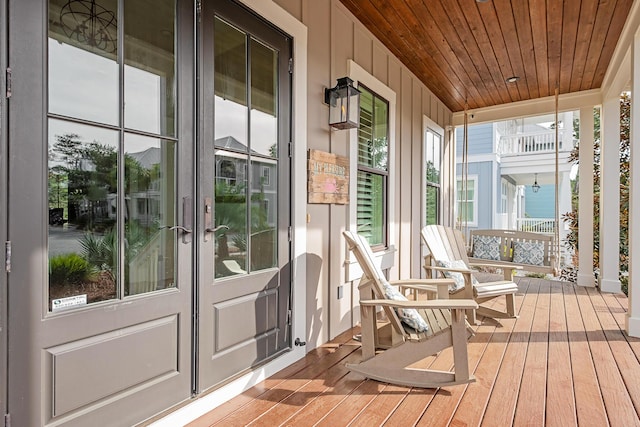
(390, 278, 455, 286)
(389, 278, 454, 299)
(360, 298, 478, 310)
(468, 261, 523, 270)
(424, 265, 474, 274)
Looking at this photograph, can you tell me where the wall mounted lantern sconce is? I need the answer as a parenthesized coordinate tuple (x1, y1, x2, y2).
(532, 173, 540, 193)
(324, 77, 360, 130)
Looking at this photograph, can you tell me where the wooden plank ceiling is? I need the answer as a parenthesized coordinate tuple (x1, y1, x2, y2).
(338, 0, 634, 113)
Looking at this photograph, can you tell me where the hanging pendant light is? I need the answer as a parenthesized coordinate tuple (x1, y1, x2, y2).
(532, 173, 540, 193)
(59, 0, 118, 53)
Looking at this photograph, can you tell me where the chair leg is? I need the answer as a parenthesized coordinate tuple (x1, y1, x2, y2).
(505, 293, 516, 317)
(451, 308, 470, 384)
(466, 307, 479, 325)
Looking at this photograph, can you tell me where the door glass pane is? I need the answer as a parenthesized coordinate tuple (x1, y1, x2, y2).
(215, 153, 248, 277)
(48, 119, 118, 310)
(250, 38, 278, 157)
(124, 0, 176, 137)
(250, 159, 277, 270)
(214, 18, 248, 149)
(48, 0, 119, 125)
(124, 134, 176, 296)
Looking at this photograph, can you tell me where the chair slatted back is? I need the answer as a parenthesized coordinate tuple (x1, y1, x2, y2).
(344, 231, 452, 339)
(343, 231, 406, 336)
(422, 225, 470, 264)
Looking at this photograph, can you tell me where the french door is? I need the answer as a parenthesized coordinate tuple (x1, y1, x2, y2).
(7, 1, 195, 425)
(7, 0, 292, 425)
(196, 0, 293, 391)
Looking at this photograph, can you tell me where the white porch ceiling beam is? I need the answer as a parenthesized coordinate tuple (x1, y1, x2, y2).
(602, 0, 640, 97)
(451, 89, 601, 127)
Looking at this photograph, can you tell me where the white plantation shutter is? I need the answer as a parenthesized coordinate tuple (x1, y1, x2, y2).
(357, 86, 388, 246)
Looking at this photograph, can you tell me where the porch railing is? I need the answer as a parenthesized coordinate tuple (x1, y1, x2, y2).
(498, 130, 566, 155)
(516, 218, 555, 234)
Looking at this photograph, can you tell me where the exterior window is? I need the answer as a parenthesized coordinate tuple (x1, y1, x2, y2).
(261, 166, 271, 186)
(501, 179, 508, 214)
(456, 176, 477, 227)
(217, 159, 237, 185)
(47, 0, 177, 310)
(425, 128, 441, 225)
(357, 85, 389, 248)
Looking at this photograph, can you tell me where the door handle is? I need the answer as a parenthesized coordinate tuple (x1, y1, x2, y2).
(159, 225, 193, 233)
(205, 225, 229, 233)
(167, 225, 193, 233)
(159, 196, 193, 244)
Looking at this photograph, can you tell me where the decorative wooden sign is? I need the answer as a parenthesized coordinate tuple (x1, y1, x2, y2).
(308, 149, 349, 204)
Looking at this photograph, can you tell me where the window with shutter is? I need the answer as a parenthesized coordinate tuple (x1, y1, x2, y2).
(357, 86, 389, 247)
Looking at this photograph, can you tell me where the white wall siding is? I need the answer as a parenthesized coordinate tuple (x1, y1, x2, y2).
(272, 0, 453, 344)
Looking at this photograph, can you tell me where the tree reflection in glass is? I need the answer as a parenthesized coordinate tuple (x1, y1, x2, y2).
(48, 120, 119, 309)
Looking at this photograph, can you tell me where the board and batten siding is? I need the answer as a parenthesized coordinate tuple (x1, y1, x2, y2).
(273, 0, 453, 345)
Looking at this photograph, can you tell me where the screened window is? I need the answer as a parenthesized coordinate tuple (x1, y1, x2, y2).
(357, 85, 389, 247)
(425, 128, 441, 225)
(456, 176, 477, 227)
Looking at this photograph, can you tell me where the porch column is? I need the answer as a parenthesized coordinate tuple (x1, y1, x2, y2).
(577, 106, 595, 287)
(558, 170, 572, 265)
(627, 32, 640, 337)
(600, 96, 622, 293)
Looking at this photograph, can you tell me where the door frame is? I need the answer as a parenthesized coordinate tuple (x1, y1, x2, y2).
(155, 1, 308, 423)
(0, 0, 7, 417)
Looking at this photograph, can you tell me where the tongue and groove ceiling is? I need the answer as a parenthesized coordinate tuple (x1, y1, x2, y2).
(338, 0, 634, 112)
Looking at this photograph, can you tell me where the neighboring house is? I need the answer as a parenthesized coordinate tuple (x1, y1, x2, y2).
(455, 114, 575, 258)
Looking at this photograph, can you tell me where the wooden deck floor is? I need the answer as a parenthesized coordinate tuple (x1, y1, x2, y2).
(187, 278, 640, 427)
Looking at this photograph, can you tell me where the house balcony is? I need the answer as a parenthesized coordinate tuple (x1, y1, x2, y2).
(498, 129, 572, 156)
(496, 130, 575, 189)
(178, 277, 639, 427)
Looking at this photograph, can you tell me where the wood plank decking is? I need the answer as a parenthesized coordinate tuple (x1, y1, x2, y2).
(187, 278, 640, 427)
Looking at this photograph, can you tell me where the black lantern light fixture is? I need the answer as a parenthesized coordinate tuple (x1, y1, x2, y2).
(324, 77, 360, 130)
(532, 173, 540, 193)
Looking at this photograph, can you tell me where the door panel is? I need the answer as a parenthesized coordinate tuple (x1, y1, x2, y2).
(198, 0, 292, 391)
(8, 1, 194, 425)
(47, 316, 178, 417)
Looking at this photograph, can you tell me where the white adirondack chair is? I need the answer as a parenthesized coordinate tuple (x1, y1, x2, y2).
(343, 231, 477, 388)
(421, 225, 520, 324)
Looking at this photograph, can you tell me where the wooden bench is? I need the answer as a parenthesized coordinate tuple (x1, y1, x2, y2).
(467, 229, 556, 278)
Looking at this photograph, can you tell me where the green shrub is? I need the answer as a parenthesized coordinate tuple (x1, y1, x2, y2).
(49, 253, 97, 286)
(80, 230, 115, 272)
